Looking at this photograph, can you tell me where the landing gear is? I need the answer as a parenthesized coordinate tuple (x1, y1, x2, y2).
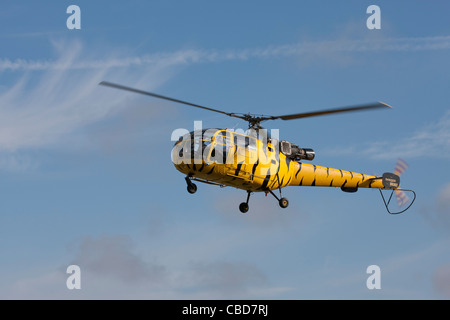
(239, 202, 249, 213)
(279, 197, 289, 208)
(185, 176, 197, 194)
(239, 191, 252, 213)
(187, 183, 197, 194)
(238, 190, 288, 212)
(268, 190, 289, 209)
(272, 172, 289, 209)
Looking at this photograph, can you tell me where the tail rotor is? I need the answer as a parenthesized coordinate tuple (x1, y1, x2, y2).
(394, 159, 410, 208)
(379, 158, 416, 214)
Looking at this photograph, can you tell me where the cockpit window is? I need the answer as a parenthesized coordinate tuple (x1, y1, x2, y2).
(246, 136, 257, 150)
(202, 129, 216, 142)
(214, 130, 233, 146)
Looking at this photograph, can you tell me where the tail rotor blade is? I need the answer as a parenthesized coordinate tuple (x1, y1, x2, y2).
(394, 158, 410, 207)
(394, 158, 409, 176)
(395, 189, 410, 207)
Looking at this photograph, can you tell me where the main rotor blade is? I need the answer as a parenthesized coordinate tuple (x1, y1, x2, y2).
(99, 81, 246, 120)
(266, 102, 392, 121)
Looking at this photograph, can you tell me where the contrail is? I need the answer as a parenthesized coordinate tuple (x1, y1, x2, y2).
(1, 35, 450, 71)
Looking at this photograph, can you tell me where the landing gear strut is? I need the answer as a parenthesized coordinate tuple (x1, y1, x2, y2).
(239, 191, 251, 213)
(272, 172, 289, 208)
(185, 176, 197, 194)
(268, 190, 289, 209)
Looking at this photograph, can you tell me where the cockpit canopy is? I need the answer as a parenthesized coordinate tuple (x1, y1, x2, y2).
(172, 128, 261, 165)
(174, 129, 258, 149)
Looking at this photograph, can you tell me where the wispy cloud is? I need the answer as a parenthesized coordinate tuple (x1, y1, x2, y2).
(324, 110, 450, 160)
(364, 111, 450, 160)
(312, 238, 450, 299)
(178, 261, 267, 297)
(1, 35, 449, 170)
(2, 35, 450, 72)
(1, 233, 286, 299)
(71, 234, 166, 284)
(0, 40, 176, 155)
(420, 182, 450, 233)
(433, 263, 450, 299)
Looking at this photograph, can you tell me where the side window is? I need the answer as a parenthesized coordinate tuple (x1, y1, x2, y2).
(222, 131, 232, 146)
(209, 144, 227, 164)
(215, 135, 223, 145)
(234, 134, 246, 146)
(247, 137, 257, 150)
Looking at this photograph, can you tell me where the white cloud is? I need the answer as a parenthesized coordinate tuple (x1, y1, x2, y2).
(1, 233, 289, 299)
(420, 183, 450, 233)
(1, 35, 450, 158)
(70, 234, 166, 284)
(0, 39, 180, 171)
(366, 111, 450, 159)
(2, 35, 450, 72)
(324, 110, 450, 160)
(438, 183, 450, 213)
(180, 261, 266, 296)
(433, 263, 450, 299)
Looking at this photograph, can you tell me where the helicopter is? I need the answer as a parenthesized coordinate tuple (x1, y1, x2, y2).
(99, 81, 416, 214)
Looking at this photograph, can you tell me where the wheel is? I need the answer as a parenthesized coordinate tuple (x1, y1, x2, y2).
(279, 197, 289, 208)
(187, 183, 197, 194)
(239, 202, 249, 213)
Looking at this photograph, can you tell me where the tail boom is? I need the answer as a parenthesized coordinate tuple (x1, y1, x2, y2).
(287, 162, 390, 190)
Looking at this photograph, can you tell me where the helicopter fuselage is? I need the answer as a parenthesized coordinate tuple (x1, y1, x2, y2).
(172, 128, 386, 193)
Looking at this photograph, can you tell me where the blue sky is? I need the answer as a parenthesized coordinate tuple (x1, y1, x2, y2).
(0, 0, 449, 299)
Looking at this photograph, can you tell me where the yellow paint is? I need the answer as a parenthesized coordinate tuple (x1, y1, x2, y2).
(172, 129, 392, 193)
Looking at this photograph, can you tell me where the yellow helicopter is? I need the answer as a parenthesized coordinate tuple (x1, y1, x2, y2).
(99, 81, 415, 214)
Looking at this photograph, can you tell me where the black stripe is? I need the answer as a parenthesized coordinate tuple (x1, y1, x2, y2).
(261, 170, 271, 190)
(329, 179, 334, 187)
(285, 155, 291, 169)
(342, 179, 347, 187)
(235, 163, 243, 176)
(311, 178, 315, 186)
(295, 163, 302, 178)
(252, 159, 260, 177)
(299, 177, 304, 186)
(280, 176, 285, 188)
(206, 167, 214, 174)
